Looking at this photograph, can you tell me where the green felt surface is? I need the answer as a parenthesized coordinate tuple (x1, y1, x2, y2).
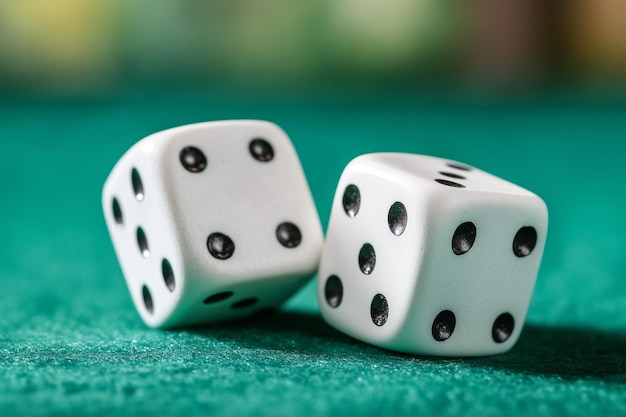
(1, 90, 625, 416)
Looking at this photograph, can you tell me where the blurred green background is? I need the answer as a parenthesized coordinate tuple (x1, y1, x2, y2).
(2, 0, 626, 92)
(1, 2, 626, 417)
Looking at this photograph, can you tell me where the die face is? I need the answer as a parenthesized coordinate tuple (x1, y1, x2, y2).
(318, 153, 548, 356)
(353, 153, 539, 197)
(102, 141, 183, 328)
(318, 161, 430, 344)
(103, 121, 323, 328)
(403, 194, 547, 356)
(159, 121, 322, 285)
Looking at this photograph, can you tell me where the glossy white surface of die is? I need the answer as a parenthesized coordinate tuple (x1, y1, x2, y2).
(318, 153, 548, 356)
(103, 120, 323, 328)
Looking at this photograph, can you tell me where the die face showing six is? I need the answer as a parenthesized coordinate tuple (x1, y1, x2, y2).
(102, 120, 323, 328)
(318, 153, 548, 357)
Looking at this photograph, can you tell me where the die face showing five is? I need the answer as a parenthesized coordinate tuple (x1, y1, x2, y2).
(319, 160, 429, 345)
(102, 120, 323, 328)
(318, 153, 548, 357)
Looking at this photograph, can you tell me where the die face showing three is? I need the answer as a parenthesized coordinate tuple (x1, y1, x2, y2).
(102, 121, 323, 328)
(318, 153, 548, 357)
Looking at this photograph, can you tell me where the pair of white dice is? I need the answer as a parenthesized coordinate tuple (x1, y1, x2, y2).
(102, 120, 547, 357)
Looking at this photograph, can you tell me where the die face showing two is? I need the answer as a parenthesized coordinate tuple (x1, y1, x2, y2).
(318, 153, 548, 357)
(102, 121, 323, 328)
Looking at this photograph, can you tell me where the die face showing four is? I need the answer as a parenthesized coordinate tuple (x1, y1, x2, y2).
(102, 121, 323, 328)
(318, 153, 548, 357)
(408, 194, 547, 356)
(158, 121, 322, 284)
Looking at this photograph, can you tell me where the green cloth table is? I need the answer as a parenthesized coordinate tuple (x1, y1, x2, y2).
(1, 90, 625, 416)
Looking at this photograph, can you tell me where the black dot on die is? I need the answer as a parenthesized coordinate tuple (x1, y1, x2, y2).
(388, 201, 407, 236)
(513, 226, 538, 257)
(276, 222, 302, 248)
(342, 184, 361, 218)
(232, 298, 259, 310)
(136, 227, 150, 258)
(492, 313, 515, 343)
(249, 138, 274, 162)
(207, 232, 235, 260)
(112, 198, 123, 226)
(358, 243, 376, 275)
(447, 162, 472, 171)
(179, 146, 207, 173)
(325, 275, 343, 308)
(452, 222, 477, 255)
(432, 310, 456, 341)
(435, 179, 465, 188)
(131, 168, 144, 201)
(439, 171, 466, 180)
(370, 294, 389, 326)
(162, 258, 175, 292)
(142, 285, 154, 314)
(203, 291, 234, 304)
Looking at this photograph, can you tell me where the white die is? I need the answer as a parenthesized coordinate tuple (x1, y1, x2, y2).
(318, 153, 548, 356)
(102, 120, 323, 328)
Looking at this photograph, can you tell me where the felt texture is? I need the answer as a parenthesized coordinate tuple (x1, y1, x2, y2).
(1, 91, 625, 416)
